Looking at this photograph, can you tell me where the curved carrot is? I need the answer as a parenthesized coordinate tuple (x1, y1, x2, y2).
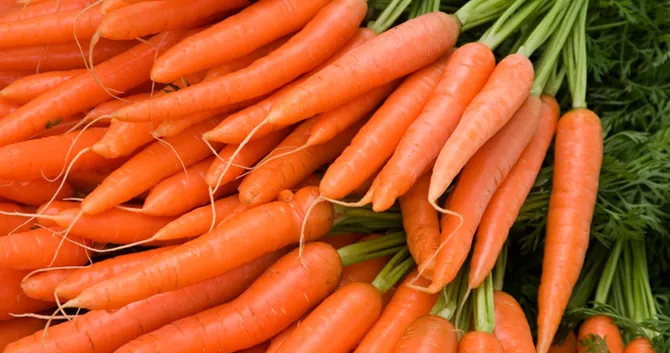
(493, 291, 535, 353)
(0, 0, 94, 23)
(1, 270, 52, 320)
(624, 338, 655, 353)
(459, 331, 505, 353)
(69, 186, 333, 309)
(392, 315, 458, 353)
(356, 270, 439, 353)
(549, 332, 578, 353)
(469, 95, 559, 288)
(276, 282, 383, 353)
(5, 251, 281, 353)
(91, 120, 154, 158)
(372, 43, 496, 211)
(0, 69, 85, 104)
(151, 0, 333, 83)
(0, 202, 34, 236)
(427, 95, 542, 292)
(577, 316, 623, 353)
(0, 178, 73, 206)
(114, 0, 366, 121)
(0, 317, 45, 351)
(152, 195, 241, 241)
(536, 109, 603, 353)
(265, 12, 460, 127)
(429, 54, 535, 204)
(114, 243, 342, 353)
(0, 227, 90, 269)
(20, 268, 75, 301)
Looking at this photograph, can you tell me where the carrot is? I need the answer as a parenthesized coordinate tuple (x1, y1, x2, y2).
(239, 342, 272, 353)
(83, 92, 151, 122)
(0, 71, 28, 90)
(152, 195, 241, 241)
(0, 39, 135, 71)
(68, 186, 333, 309)
(114, 0, 367, 122)
(577, 316, 623, 353)
(90, 120, 154, 158)
(82, 119, 223, 215)
(469, 95, 560, 288)
(0, 202, 34, 236)
(492, 291, 535, 353)
(35, 200, 79, 227)
(549, 332, 578, 353)
(339, 234, 390, 287)
(392, 315, 458, 353)
(114, 242, 342, 353)
(0, 96, 18, 118)
(0, 31, 185, 147)
(21, 268, 75, 301)
(0, 0, 94, 23)
(100, 0, 127, 14)
(142, 157, 240, 216)
(266, 320, 301, 353)
(398, 174, 440, 278)
(264, 12, 460, 128)
(1, 270, 53, 320)
(0, 227, 90, 269)
(428, 54, 535, 204)
(202, 35, 291, 81)
(150, 0, 334, 83)
(0, 5, 103, 48)
(0, 178, 74, 206)
(426, 95, 542, 292)
(624, 338, 655, 353)
(98, 0, 249, 40)
(0, 69, 85, 105)
(0, 317, 45, 351)
(459, 331, 505, 353)
(356, 270, 439, 353)
(536, 109, 603, 353)
(5, 251, 282, 353)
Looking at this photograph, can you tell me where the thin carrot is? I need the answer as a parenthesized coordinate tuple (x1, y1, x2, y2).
(82, 119, 223, 215)
(83, 92, 151, 122)
(428, 54, 535, 204)
(0, 71, 29, 90)
(426, 95, 542, 292)
(459, 331, 505, 353)
(356, 270, 440, 353)
(536, 109, 603, 353)
(0, 0, 94, 23)
(623, 338, 655, 353)
(549, 332, 578, 353)
(202, 35, 291, 81)
(0, 178, 74, 206)
(0, 96, 18, 118)
(68, 186, 333, 309)
(0, 202, 34, 236)
(0, 317, 45, 351)
(0, 69, 85, 105)
(150, 0, 334, 83)
(0, 270, 52, 320)
(21, 268, 75, 301)
(0, 227, 90, 269)
(5, 251, 282, 353)
(392, 315, 458, 353)
(469, 95, 559, 288)
(152, 195, 241, 241)
(577, 316, 623, 353)
(493, 290, 535, 353)
(114, 243, 342, 353)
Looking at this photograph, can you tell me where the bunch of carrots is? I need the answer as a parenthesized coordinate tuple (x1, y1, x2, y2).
(0, 0, 661, 352)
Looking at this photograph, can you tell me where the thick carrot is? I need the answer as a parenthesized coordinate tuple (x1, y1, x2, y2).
(99, 0, 249, 40)
(0, 39, 135, 71)
(428, 54, 535, 203)
(399, 174, 439, 278)
(0, 227, 90, 269)
(0, 96, 18, 118)
(5, 251, 282, 353)
(392, 315, 458, 353)
(114, 243, 342, 353)
(264, 12, 460, 127)
(0, 0, 94, 23)
(0, 270, 52, 320)
(21, 268, 75, 301)
(0, 317, 45, 351)
(114, 0, 367, 121)
(0, 31, 185, 147)
(150, 0, 333, 83)
(372, 43, 496, 211)
(0, 202, 34, 236)
(0, 69, 85, 104)
(536, 109, 603, 353)
(0, 71, 27, 90)
(356, 270, 439, 353)
(68, 186, 333, 309)
(152, 195, 241, 241)
(0, 178, 74, 206)
(469, 95, 559, 288)
(459, 332, 505, 353)
(549, 332, 578, 353)
(276, 282, 382, 353)
(238, 120, 360, 205)
(493, 291, 535, 353)
(82, 119, 223, 215)
(623, 338, 655, 353)
(577, 316, 623, 353)
(0, 5, 102, 48)
(427, 96, 542, 292)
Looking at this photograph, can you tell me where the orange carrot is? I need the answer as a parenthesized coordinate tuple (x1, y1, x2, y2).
(69, 186, 333, 309)
(549, 332, 578, 353)
(21, 268, 75, 301)
(428, 54, 535, 204)
(392, 315, 458, 353)
(536, 109, 603, 353)
(266, 320, 301, 353)
(493, 291, 535, 353)
(427, 95, 542, 292)
(151, 0, 334, 83)
(114, 0, 367, 121)
(0, 202, 34, 236)
(459, 332, 505, 353)
(356, 270, 440, 353)
(264, 12, 460, 128)
(0, 69, 85, 104)
(577, 316, 623, 353)
(202, 35, 291, 81)
(100, 0, 127, 14)
(0, 96, 18, 118)
(0, 178, 74, 206)
(469, 95, 559, 288)
(152, 195, 241, 241)
(624, 338, 655, 353)
(82, 119, 223, 215)
(5, 251, 282, 353)
(90, 120, 154, 158)
(0, 0, 94, 23)
(83, 92, 151, 122)
(35, 200, 79, 227)
(114, 243, 342, 353)
(0, 227, 90, 269)
(0, 317, 45, 351)
(0, 270, 52, 320)
(0, 71, 27, 90)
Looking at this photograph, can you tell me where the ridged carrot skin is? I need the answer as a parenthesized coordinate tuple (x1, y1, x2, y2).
(0, 317, 45, 351)
(577, 316, 624, 353)
(0, 269, 53, 320)
(0, 69, 85, 104)
(493, 291, 535, 353)
(392, 315, 458, 353)
(20, 269, 75, 301)
(0, 228, 90, 270)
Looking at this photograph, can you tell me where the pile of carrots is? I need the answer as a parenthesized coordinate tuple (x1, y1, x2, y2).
(0, 0, 657, 352)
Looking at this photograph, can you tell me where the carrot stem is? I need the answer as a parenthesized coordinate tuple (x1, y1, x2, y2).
(473, 274, 495, 333)
(544, 64, 566, 96)
(594, 239, 623, 305)
(367, 0, 412, 34)
(455, 0, 513, 31)
(371, 247, 414, 293)
(337, 232, 406, 266)
(479, 0, 548, 50)
(516, 0, 570, 57)
(562, 0, 589, 108)
(492, 243, 507, 291)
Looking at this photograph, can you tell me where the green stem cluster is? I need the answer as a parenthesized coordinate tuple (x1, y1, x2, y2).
(331, 205, 403, 235)
(561, 0, 588, 108)
(367, 0, 413, 33)
(371, 247, 415, 293)
(408, 0, 440, 19)
(455, 0, 516, 32)
(479, 0, 550, 50)
(473, 274, 495, 333)
(430, 261, 472, 338)
(337, 232, 406, 266)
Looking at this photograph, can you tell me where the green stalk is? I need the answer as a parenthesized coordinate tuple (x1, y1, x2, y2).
(479, 0, 549, 50)
(594, 239, 624, 305)
(473, 274, 495, 333)
(432, 268, 465, 320)
(567, 243, 609, 310)
(367, 0, 413, 33)
(562, 0, 588, 108)
(337, 232, 406, 266)
(630, 239, 659, 339)
(544, 64, 566, 97)
(516, 0, 571, 57)
(492, 243, 508, 291)
(455, 0, 513, 31)
(371, 247, 415, 293)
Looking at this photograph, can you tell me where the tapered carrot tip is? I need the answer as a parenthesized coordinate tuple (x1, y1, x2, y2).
(62, 298, 79, 308)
